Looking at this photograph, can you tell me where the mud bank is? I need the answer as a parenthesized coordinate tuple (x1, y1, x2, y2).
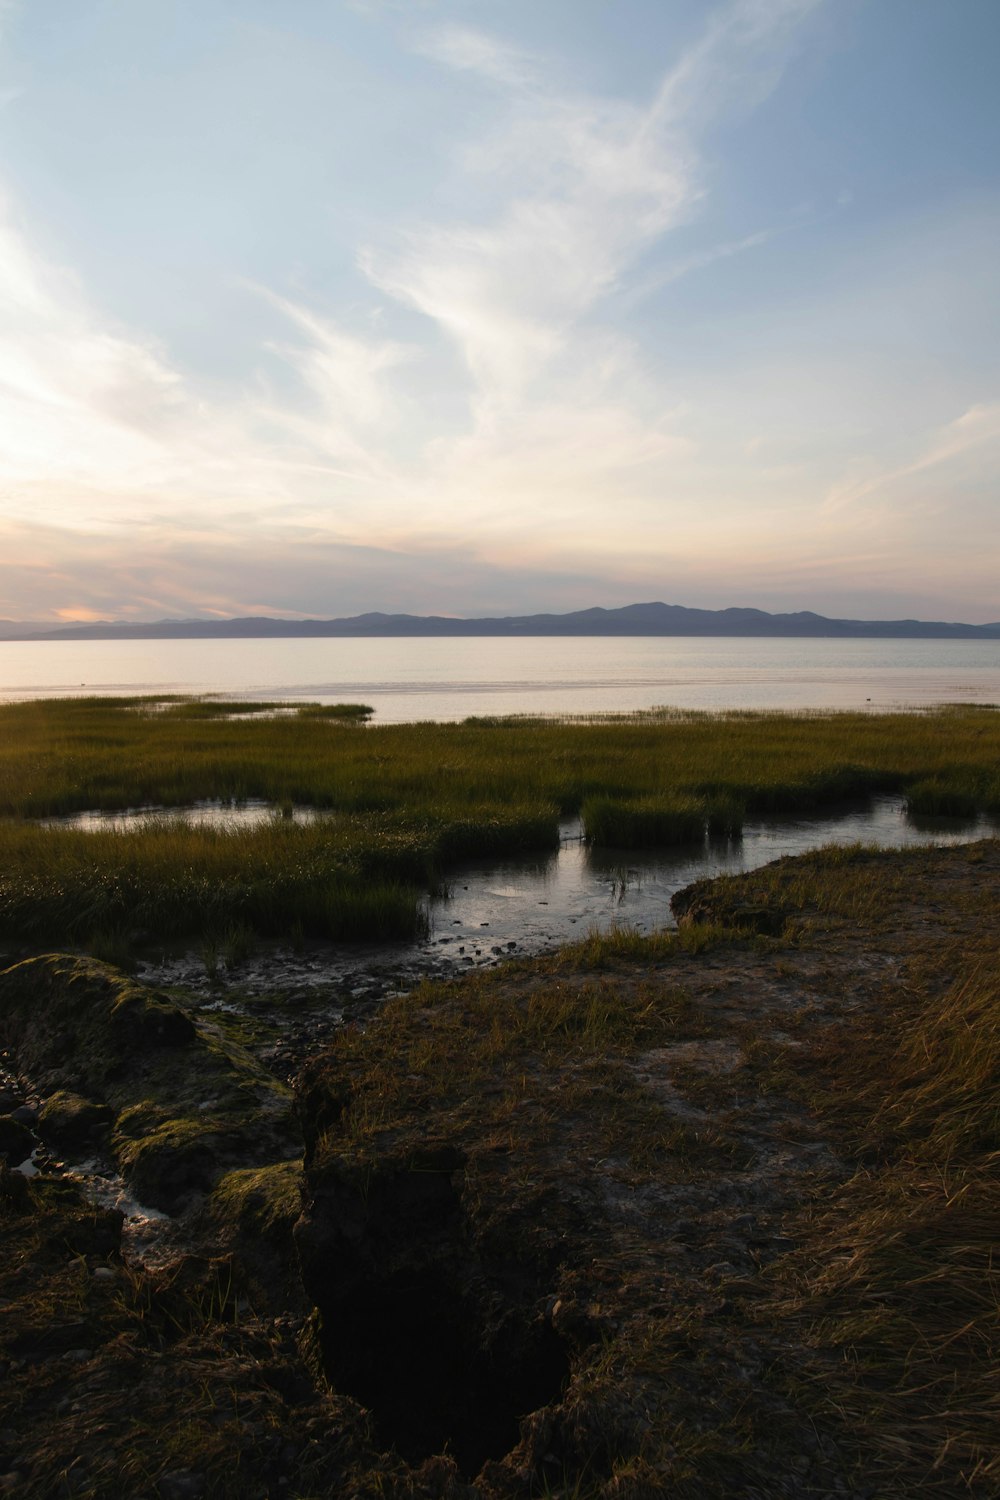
(1, 840, 998, 1498)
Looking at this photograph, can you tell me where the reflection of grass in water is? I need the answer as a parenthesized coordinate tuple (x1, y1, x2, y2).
(607, 865, 641, 904)
(0, 696, 997, 947)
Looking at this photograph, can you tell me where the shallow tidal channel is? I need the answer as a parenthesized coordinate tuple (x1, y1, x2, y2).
(124, 793, 995, 1002)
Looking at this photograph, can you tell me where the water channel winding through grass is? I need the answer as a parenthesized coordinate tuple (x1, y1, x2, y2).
(120, 793, 995, 997)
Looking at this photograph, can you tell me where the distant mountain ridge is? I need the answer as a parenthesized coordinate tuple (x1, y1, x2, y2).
(3, 602, 1000, 641)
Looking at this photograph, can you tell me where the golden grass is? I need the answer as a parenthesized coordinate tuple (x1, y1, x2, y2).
(772, 958, 1000, 1492)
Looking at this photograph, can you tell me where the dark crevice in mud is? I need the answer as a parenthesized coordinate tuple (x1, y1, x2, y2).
(319, 1263, 570, 1475)
(297, 1158, 571, 1478)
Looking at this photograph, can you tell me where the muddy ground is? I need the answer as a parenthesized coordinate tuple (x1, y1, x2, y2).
(1, 839, 997, 1499)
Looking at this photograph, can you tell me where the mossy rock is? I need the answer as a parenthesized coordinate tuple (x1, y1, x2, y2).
(0, 956, 299, 1213)
(200, 1160, 307, 1310)
(0, 955, 197, 1097)
(37, 1089, 114, 1152)
(209, 1159, 304, 1241)
(115, 1115, 235, 1214)
(671, 881, 789, 935)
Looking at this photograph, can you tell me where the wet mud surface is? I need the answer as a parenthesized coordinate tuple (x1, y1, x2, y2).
(105, 799, 996, 1102)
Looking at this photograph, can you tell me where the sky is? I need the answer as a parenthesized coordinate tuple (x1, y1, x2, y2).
(0, 0, 998, 625)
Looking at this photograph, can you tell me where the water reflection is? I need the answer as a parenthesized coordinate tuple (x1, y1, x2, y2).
(425, 796, 995, 956)
(50, 794, 993, 961)
(53, 792, 990, 997)
(44, 800, 323, 832)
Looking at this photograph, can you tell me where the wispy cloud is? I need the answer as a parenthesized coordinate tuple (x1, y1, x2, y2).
(10, 0, 993, 625)
(618, 227, 776, 310)
(361, 38, 694, 401)
(0, 198, 405, 532)
(255, 287, 413, 433)
(0, 0, 838, 617)
(414, 25, 540, 89)
(361, 0, 821, 418)
(0, 198, 188, 500)
(822, 401, 1000, 516)
(646, 0, 823, 132)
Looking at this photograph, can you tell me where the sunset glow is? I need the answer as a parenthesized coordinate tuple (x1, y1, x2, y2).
(0, 0, 997, 623)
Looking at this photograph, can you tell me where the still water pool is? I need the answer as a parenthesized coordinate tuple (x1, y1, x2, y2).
(426, 796, 994, 956)
(125, 794, 995, 996)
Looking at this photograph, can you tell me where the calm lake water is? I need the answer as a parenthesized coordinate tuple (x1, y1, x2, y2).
(1, 635, 999, 717)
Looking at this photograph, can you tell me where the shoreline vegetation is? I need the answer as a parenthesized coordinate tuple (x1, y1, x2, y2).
(0, 697, 997, 954)
(0, 698, 997, 1496)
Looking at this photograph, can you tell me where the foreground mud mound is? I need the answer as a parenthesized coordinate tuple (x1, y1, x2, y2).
(0, 954, 301, 1213)
(1, 841, 998, 1497)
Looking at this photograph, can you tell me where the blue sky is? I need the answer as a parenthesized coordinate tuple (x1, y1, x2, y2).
(0, 0, 998, 622)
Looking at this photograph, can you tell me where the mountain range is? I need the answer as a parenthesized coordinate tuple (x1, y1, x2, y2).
(1, 602, 999, 641)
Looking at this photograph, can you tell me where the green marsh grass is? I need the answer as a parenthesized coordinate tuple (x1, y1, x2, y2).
(0, 799, 558, 947)
(904, 773, 985, 818)
(582, 792, 707, 846)
(0, 817, 427, 945)
(0, 696, 997, 946)
(2, 697, 998, 823)
(0, 690, 995, 822)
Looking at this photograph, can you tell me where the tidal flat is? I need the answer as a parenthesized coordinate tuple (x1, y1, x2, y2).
(0, 700, 997, 1497)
